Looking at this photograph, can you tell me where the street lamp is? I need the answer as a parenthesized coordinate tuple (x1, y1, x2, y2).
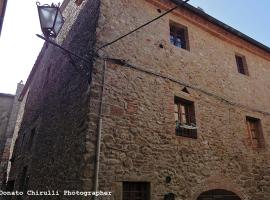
(36, 2, 93, 65)
(36, 2, 64, 38)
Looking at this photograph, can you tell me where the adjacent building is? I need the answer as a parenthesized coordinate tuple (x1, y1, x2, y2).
(0, 0, 7, 36)
(6, 0, 270, 199)
(0, 82, 24, 187)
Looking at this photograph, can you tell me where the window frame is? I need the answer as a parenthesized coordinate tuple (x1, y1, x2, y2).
(246, 116, 264, 148)
(174, 100, 193, 125)
(169, 21, 190, 50)
(235, 54, 249, 76)
(122, 181, 150, 200)
(174, 96, 197, 139)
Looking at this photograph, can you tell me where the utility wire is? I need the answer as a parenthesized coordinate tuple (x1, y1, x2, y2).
(37, 1, 190, 65)
(101, 57, 270, 116)
(96, 0, 190, 53)
(36, 34, 92, 64)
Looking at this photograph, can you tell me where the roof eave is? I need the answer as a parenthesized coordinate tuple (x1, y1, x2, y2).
(170, 0, 270, 54)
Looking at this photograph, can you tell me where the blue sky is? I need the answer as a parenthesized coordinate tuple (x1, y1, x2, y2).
(0, 0, 269, 94)
(189, 0, 270, 47)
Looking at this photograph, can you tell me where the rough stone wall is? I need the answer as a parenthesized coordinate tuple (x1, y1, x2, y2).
(0, 93, 14, 183)
(8, 0, 100, 198)
(90, 0, 270, 199)
(0, 83, 24, 184)
(3, 84, 24, 140)
(6, 88, 27, 184)
(0, 94, 13, 152)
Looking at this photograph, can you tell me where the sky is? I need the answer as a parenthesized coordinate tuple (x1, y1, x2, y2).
(0, 0, 269, 94)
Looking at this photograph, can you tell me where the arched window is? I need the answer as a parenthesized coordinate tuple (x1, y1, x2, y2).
(197, 189, 241, 200)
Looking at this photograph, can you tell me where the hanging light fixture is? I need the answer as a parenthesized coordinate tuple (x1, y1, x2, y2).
(35, 2, 92, 64)
(36, 2, 64, 38)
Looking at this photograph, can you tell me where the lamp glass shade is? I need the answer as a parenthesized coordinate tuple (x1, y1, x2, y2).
(54, 10, 65, 36)
(37, 3, 64, 38)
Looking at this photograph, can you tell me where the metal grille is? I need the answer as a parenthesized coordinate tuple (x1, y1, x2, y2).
(123, 182, 150, 200)
(235, 55, 248, 75)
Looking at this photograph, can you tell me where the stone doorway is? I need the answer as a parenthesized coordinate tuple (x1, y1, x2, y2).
(197, 189, 241, 200)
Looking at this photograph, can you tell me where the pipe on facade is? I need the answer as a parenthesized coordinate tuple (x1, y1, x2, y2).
(93, 59, 106, 198)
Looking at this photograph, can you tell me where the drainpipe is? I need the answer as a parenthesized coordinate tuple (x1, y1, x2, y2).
(93, 59, 106, 198)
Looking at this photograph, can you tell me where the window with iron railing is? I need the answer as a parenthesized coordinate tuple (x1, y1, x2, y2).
(174, 96, 197, 139)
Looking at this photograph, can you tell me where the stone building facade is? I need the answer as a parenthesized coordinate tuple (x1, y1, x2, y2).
(0, 0, 8, 35)
(6, 0, 270, 199)
(0, 93, 14, 161)
(0, 82, 24, 186)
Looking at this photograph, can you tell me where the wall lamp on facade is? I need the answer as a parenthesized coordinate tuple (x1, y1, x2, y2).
(36, 2, 64, 38)
(36, 2, 92, 64)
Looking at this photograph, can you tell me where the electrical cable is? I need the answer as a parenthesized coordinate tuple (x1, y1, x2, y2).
(36, 0, 268, 117)
(95, 0, 190, 53)
(100, 57, 270, 116)
(36, 34, 92, 64)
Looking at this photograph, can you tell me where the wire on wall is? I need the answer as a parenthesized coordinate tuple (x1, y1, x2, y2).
(101, 57, 270, 116)
(95, 0, 190, 53)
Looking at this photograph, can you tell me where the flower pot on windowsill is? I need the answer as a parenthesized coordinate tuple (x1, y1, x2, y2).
(175, 121, 197, 139)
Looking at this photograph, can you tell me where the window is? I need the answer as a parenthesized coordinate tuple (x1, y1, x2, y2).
(235, 54, 248, 75)
(246, 116, 264, 148)
(123, 182, 150, 200)
(28, 128, 36, 151)
(170, 21, 189, 50)
(174, 96, 197, 138)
